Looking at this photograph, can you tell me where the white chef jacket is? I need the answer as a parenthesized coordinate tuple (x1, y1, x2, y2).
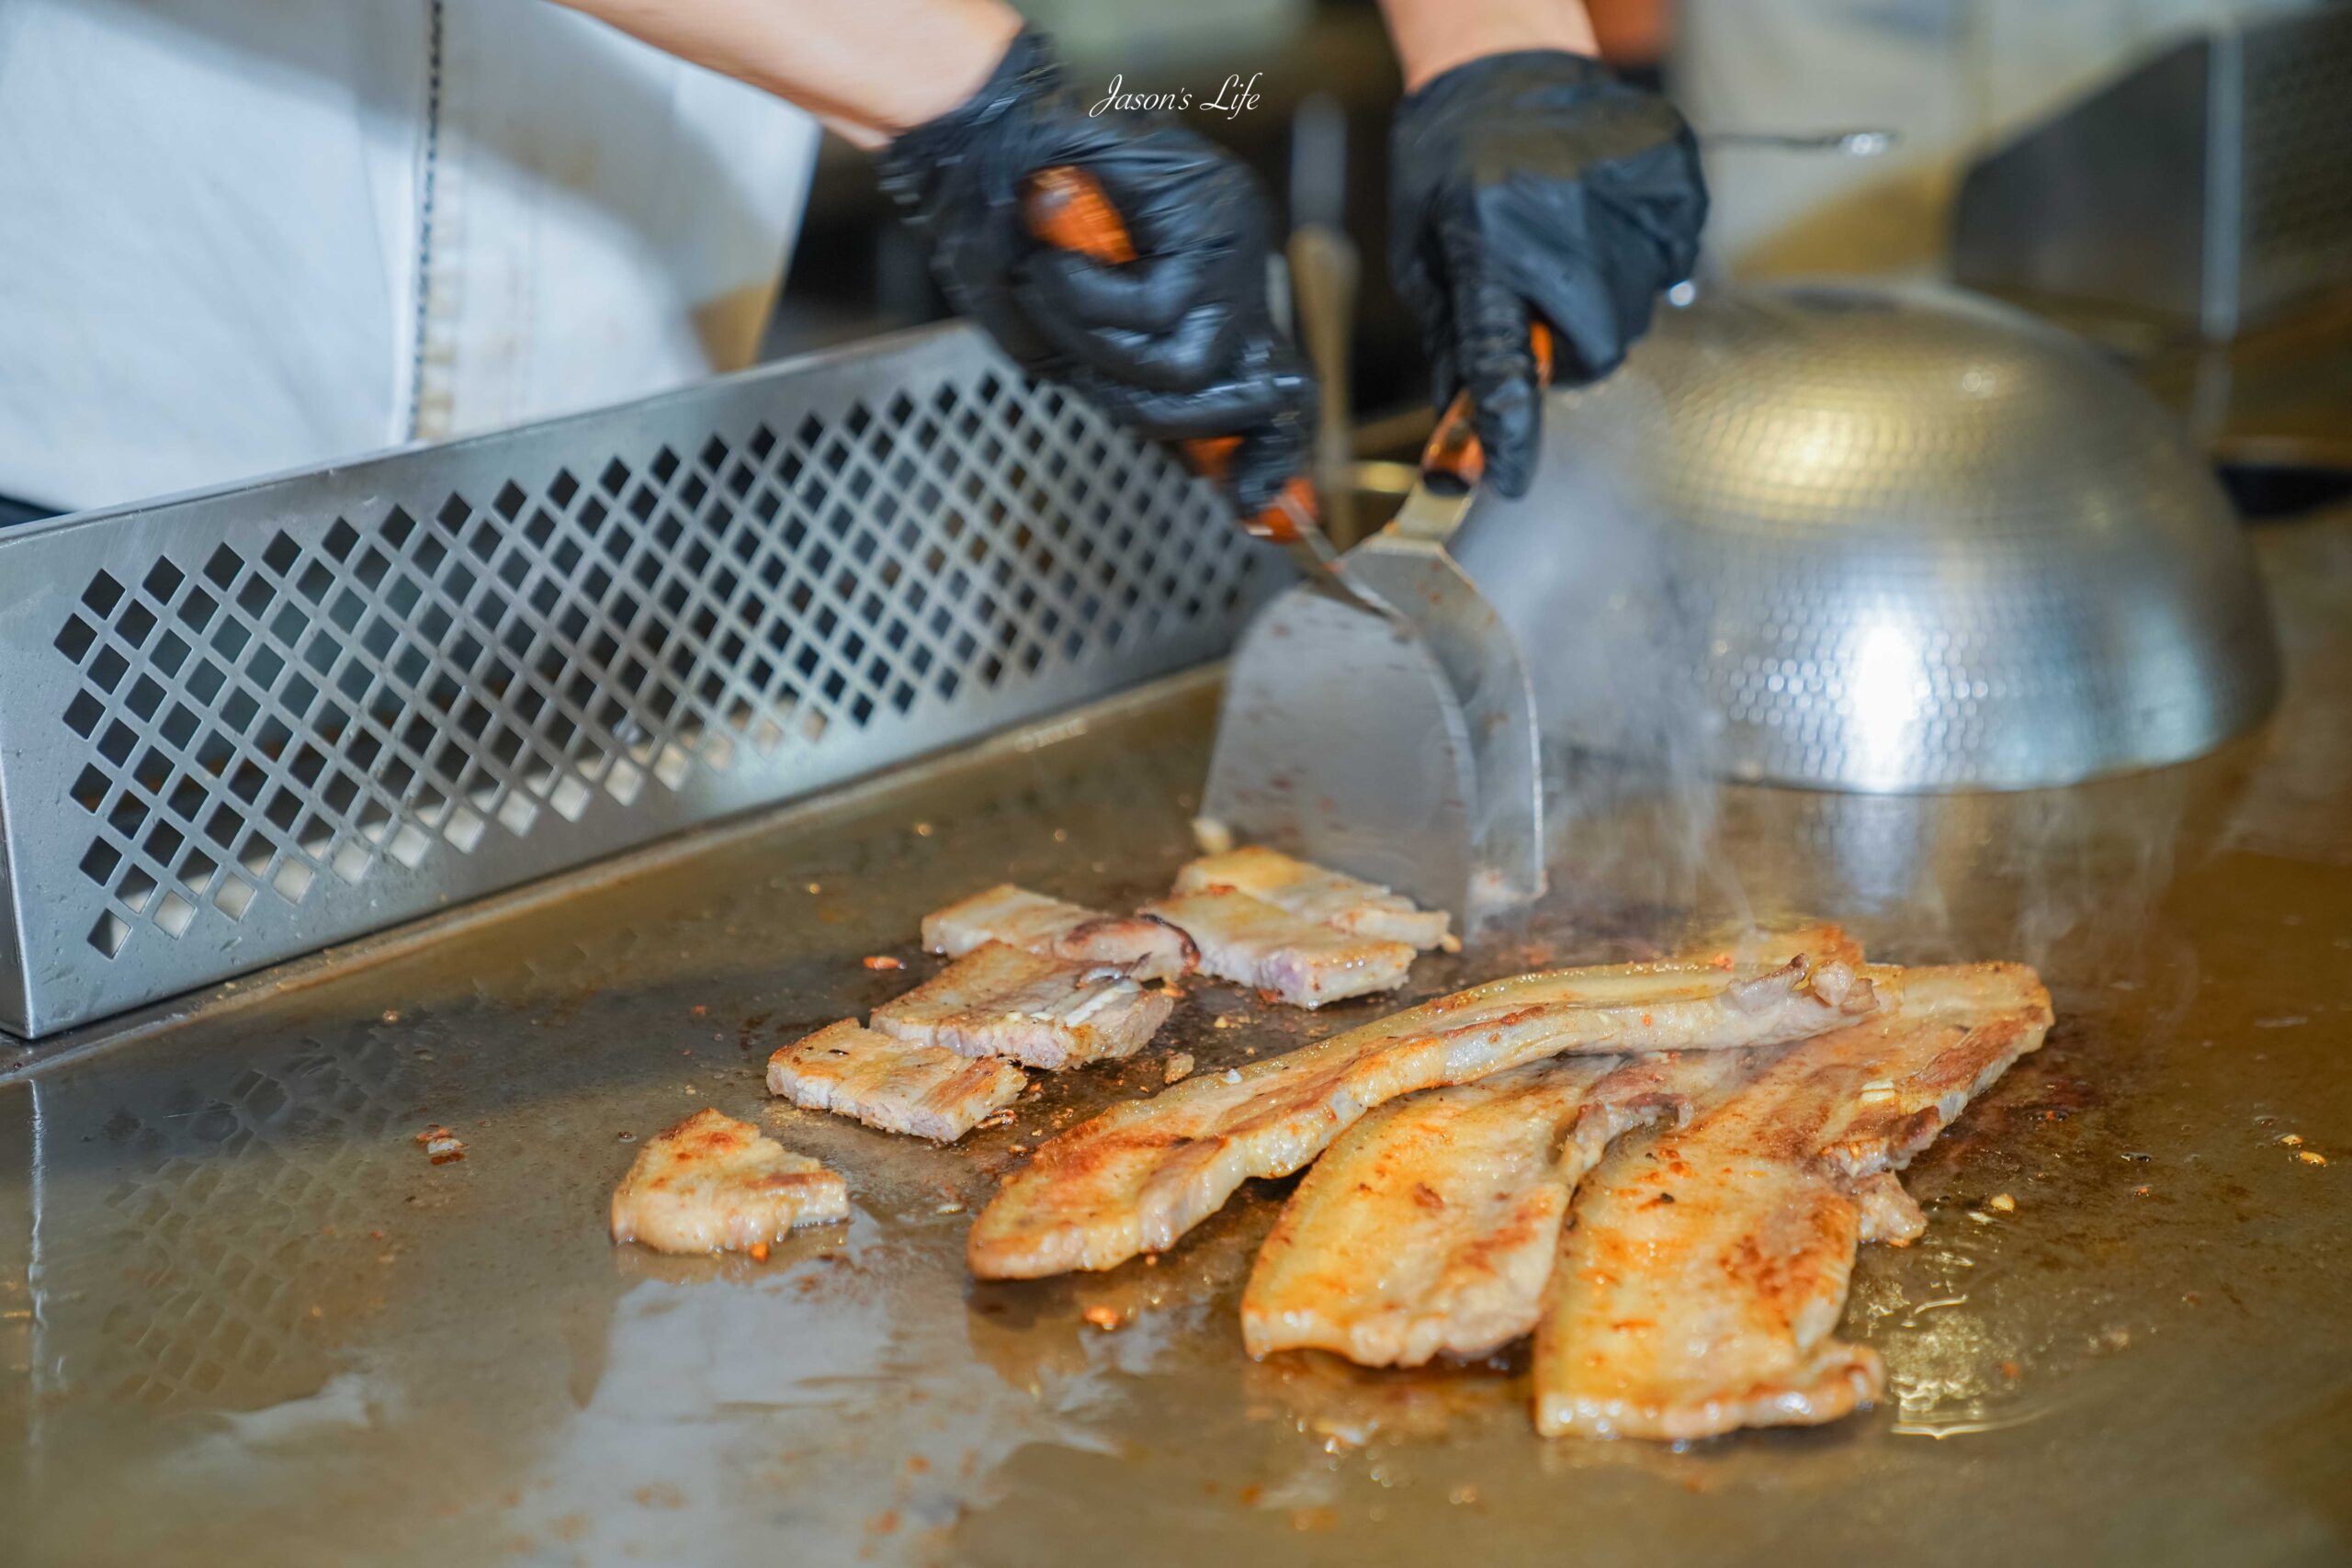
(0, 0, 820, 513)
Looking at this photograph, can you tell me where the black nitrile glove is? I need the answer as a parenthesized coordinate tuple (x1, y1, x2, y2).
(1390, 51, 1707, 498)
(879, 30, 1315, 515)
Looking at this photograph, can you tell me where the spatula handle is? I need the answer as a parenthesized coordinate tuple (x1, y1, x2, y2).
(1421, 323, 1556, 491)
(1023, 167, 1325, 551)
(1024, 165, 1139, 265)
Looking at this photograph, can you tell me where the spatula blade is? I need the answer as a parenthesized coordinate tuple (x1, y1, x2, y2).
(1201, 583, 1483, 919)
(1345, 540, 1545, 911)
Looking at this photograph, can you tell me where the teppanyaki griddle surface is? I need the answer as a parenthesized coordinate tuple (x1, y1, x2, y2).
(5, 521, 2351, 1566)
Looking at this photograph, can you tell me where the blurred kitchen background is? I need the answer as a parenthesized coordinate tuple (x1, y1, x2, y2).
(768, 0, 2352, 518)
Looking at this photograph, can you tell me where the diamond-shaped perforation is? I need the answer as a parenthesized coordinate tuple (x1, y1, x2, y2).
(44, 350, 1262, 969)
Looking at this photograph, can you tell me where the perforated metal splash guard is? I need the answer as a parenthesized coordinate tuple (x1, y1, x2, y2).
(0, 323, 1283, 1037)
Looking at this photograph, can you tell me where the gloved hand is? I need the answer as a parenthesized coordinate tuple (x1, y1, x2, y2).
(878, 29, 1314, 516)
(1389, 50, 1706, 498)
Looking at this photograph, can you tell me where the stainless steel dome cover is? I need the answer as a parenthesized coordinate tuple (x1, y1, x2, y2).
(1453, 281, 2281, 792)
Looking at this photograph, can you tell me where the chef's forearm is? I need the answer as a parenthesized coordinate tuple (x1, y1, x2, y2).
(1376, 0, 1599, 90)
(549, 0, 1023, 148)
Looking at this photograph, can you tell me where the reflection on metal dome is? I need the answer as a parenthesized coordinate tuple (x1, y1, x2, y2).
(1454, 282, 2280, 792)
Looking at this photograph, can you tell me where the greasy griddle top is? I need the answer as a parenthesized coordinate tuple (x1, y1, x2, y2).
(4, 521, 2349, 1565)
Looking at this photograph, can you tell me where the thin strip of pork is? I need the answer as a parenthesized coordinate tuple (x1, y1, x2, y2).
(1532, 963, 2052, 1441)
(922, 883, 1197, 982)
(966, 929, 1875, 1279)
(1241, 1052, 1705, 1366)
(767, 1020, 1026, 1143)
(871, 941, 1176, 1071)
(1141, 889, 1416, 1008)
(1172, 847, 1450, 949)
(609, 1108, 849, 1254)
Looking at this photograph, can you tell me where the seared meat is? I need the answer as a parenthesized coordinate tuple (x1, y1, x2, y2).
(1243, 1054, 1688, 1365)
(1053, 914, 1199, 982)
(1172, 847, 1450, 949)
(1532, 963, 2052, 1440)
(609, 1107, 849, 1254)
(922, 884, 1196, 983)
(1853, 1170, 1928, 1245)
(966, 930, 1876, 1279)
(1141, 888, 1416, 1008)
(871, 941, 1176, 1070)
(767, 1020, 1026, 1143)
(923, 883, 1092, 957)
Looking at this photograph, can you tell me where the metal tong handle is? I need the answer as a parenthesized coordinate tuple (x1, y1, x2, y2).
(1023, 167, 1343, 579)
(1703, 128, 1898, 156)
(1386, 323, 1556, 545)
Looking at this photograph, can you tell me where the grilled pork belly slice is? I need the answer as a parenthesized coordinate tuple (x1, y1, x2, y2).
(922, 884, 1089, 957)
(767, 1020, 1026, 1143)
(1532, 963, 2052, 1441)
(922, 884, 1196, 983)
(1242, 1053, 1701, 1365)
(966, 929, 1875, 1280)
(1141, 889, 1416, 1008)
(871, 941, 1176, 1071)
(1172, 847, 1450, 949)
(609, 1108, 848, 1254)
(1050, 914, 1200, 982)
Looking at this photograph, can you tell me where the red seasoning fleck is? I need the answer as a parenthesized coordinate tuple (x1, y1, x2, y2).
(749, 1242, 771, 1263)
(863, 955, 905, 971)
(1081, 1304, 1122, 1330)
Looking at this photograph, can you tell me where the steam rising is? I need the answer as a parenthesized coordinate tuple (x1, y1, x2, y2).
(1452, 394, 2245, 980)
(1455, 382, 1741, 940)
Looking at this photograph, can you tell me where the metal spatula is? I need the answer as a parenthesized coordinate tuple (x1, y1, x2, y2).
(1025, 169, 1545, 926)
(1198, 345, 1548, 926)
